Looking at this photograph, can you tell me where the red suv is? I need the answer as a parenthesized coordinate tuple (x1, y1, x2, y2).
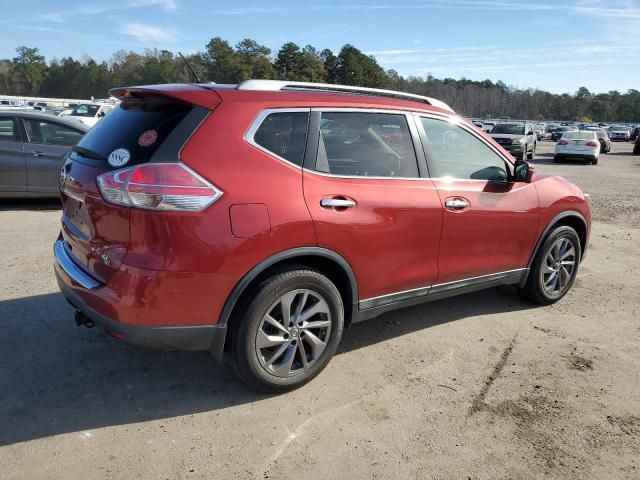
(55, 80, 591, 391)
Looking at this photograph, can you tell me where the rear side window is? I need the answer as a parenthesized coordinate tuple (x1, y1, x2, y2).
(315, 112, 419, 178)
(253, 111, 309, 166)
(73, 100, 192, 164)
(0, 118, 16, 142)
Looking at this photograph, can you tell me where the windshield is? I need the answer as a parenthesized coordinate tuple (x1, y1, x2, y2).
(491, 123, 525, 135)
(70, 104, 100, 117)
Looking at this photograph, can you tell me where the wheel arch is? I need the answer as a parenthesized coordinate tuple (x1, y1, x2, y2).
(213, 247, 359, 360)
(519, 211, 587, 287)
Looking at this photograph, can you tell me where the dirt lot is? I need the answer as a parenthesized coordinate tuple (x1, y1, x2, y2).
(1, 140, 639, 480)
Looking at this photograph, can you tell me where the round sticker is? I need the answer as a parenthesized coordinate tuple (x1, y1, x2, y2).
(108, 148, 131, 167)
(138, 129, 158, 147)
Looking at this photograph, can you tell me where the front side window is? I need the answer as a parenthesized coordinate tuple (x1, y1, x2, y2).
(24, 119, 85, 146)
(420, 117, 510, 181)
(0, 118, 17, 142)
(253, 111, 309, 166)
(315, 112, 419, 178)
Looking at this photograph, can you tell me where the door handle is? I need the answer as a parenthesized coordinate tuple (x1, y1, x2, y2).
(444, 197, 470, 211)
(31, 151, 45, 157)
(320, 197, 357, 209)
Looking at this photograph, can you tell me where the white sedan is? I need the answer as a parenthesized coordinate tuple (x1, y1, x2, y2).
(554, 131, 600, 165)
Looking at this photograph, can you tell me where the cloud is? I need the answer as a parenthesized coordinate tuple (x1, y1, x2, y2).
(36, 0, 179, 23)
(119, 22, 178, 43)
(36, 12, 64, 23)
(214, 6, 283, 15)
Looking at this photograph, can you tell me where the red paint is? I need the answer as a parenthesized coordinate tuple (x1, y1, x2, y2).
(56, 84, 591, 335)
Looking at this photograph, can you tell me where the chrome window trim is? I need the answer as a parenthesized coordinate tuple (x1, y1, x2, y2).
(358, 268, 527, 310)
(54, 240, 101, 290)
(243, 107, 311, 169)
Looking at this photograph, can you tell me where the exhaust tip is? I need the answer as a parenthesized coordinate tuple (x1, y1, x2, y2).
(74, 310, 95, 328)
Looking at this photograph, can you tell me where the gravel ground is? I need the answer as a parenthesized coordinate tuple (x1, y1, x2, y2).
(1, 140, 639, 479)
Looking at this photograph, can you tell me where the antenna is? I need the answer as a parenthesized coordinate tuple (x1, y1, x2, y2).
(178, 51, 201, 83)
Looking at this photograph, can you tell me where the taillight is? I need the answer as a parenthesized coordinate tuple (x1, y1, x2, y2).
(586, 141, 599, 147)
(97, 163, 222, 211)
(558, 140, 569, 145)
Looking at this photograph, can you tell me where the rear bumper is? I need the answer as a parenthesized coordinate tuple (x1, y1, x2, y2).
(54, 239, 228, 359)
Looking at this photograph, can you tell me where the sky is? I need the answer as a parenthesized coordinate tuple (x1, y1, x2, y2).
(2, 0, 639, 94)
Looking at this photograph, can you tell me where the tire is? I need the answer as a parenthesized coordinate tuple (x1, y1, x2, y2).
(519, 226, 581, 305)
(527, 142, 535, 160)
(553, 155, 560, 163)
(229, 266, 344, 392)
(592, 156, 598, 165)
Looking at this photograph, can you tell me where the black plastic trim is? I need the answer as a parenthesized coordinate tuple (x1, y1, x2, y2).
(55, 267, 224, 352)
(151, 106, 210, 163)
(215, 247, 359, 357)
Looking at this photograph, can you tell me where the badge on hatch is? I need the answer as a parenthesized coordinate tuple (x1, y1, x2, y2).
(108, 148, 131, 167)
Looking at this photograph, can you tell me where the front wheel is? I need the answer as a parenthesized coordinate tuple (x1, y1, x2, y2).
(229, 266, 344, 392)
(519, 226, 581, 305)
(527, 143, 535, 160)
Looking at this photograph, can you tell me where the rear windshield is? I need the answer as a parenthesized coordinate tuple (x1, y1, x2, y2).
(73, 100, 191, 164)
(491, 123, 525, 135)
(563, 132, 595, 140)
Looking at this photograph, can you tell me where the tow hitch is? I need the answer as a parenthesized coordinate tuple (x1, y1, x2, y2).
(75, 311, 95, 328)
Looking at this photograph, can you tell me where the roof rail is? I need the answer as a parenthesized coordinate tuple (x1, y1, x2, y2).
(236, 80, 454, 113)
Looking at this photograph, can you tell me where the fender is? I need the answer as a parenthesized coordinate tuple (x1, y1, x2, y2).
(519, 210, 587, 287)
(210, 247, 359, 360)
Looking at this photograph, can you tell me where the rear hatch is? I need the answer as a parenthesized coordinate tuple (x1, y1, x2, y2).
(59, 86, 220, 284)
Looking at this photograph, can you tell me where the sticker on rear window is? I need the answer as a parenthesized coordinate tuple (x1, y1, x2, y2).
(108, 148, 131, 167)
(138, 129, 158, 147)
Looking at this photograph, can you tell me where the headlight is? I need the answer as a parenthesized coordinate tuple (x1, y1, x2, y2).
(513, 138, 526, 144)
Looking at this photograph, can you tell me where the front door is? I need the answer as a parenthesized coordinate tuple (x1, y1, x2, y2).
(416, 115, 539, 285)
(303, 110, 443, 308)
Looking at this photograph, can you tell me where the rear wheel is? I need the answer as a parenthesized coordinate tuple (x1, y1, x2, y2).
(229, 266, 344, 392)
(519, 226, 581, 305)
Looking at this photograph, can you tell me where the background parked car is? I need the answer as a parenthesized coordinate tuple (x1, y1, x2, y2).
(610, 127, 631, 142)
(585, 127, 612, 153)
(489, 121, 537, 160)
(554, 130, 600, 164)
(60, 103, 113, 127)
(0, 111, 89, 197)
(552, 126, 578, 142)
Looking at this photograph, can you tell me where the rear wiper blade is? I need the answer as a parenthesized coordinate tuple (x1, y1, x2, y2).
(72, 146, 106, 160)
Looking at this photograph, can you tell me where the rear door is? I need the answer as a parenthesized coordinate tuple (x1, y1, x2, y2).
(0, 116, 26, 193)
(416, 114, 539, 285)
(302, 109, 443, 308)
(22, 117, 86, 194)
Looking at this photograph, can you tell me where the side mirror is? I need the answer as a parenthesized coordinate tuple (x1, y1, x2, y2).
(513, 160, 535, 183)
(527, 131, 534, 136)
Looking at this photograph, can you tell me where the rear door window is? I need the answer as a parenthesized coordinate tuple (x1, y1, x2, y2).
(315, 111, 419, 178)
(24, 119, 85, 146)
(0, 118, 17, 142)
(252, 111, 309, 166)
(72, 100, 192, 164)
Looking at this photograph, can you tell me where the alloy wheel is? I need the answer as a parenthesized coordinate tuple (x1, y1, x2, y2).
(540, 238, 577, 297)
(255, 289, 332, 378)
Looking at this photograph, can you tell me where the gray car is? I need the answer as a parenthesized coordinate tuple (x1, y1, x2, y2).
(0, 111, 89, 198)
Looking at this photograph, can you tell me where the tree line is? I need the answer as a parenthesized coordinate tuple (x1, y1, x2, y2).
(1, 39, 639, 122)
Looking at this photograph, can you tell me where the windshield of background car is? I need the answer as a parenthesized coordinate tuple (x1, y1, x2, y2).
(491, 124, 525, 135)
(71, 104, 100, 117)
